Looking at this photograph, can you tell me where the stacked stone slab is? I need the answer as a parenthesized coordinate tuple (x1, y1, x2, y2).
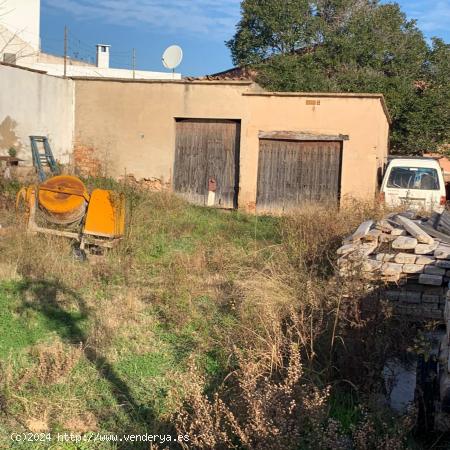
(338, 214, 448, 320)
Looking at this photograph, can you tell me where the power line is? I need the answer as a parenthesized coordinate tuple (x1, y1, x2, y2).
(67, 36, 94, 53)
(67, 31, 136, 56)
(2, 22, 139, 71)
(67, 44, 95, 59)
(40, 45, 64, 56)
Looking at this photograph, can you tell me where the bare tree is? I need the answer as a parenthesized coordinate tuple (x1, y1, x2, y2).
(0, 0, 39, 64)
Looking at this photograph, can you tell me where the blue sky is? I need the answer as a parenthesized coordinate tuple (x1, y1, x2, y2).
(40, 0, 450, 77)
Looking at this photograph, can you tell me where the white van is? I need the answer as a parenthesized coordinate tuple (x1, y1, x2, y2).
(380, 157, 446, 212)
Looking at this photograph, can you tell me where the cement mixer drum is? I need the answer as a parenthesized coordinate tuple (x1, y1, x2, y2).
(17, 136, 125, 254)
(38, 175, 89, 224)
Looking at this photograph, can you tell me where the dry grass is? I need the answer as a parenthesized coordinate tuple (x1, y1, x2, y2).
(0, 180, 417, 449)
(175, 343, 328, 450)
(279, 199, 387, 273)
(170, 201, 415, 449)
(32, 340, 82, 385)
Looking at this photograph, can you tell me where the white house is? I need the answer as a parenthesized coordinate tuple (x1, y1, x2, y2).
(0, 0, 181, 80)
(0, 0, 40, 65)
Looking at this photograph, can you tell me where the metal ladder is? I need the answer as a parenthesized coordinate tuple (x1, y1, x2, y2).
(30, 136, 60, 181)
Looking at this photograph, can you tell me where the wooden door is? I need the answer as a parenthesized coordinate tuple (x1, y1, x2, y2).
(174, 119, 240, 208)
(256, 139, 342, 212)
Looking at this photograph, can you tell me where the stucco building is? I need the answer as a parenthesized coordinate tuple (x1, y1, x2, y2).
(0, 63, 389, 213)
(73, 77, 389, 212)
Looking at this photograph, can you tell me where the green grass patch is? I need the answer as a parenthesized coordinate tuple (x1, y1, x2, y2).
(328, 388, 361, 432)
(0, 181, 283, 443)
(0, 281, 86, 358)
(113, 352, 174, 417)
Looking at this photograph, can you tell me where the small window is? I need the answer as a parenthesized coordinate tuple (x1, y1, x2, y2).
(387, 167, 440, 190)
(3, 53, 16, 64)
(101, 46, 107, 52)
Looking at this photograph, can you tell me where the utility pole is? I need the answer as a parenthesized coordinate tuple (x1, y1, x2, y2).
(132, 48, 136, 79)
(63, 26, 68, 78)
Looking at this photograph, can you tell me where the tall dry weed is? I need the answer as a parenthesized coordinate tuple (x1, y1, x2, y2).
(279, 201, 385, 273)
(175, 343, 330, 450)
(0, 181, 415, 447)
(175, 201, 413, 449)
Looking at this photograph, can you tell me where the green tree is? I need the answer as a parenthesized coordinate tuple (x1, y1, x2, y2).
(227, 0, 449, 154)
(398, 39, 450, 153)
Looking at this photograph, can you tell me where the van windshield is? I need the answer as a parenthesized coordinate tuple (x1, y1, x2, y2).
(387, 167, 440, 190)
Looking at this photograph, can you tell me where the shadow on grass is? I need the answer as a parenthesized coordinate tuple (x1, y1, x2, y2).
(14, 278, 181, 450)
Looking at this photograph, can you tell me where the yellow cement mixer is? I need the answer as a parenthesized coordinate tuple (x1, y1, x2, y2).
(17, 174, 125, 258)
(17, 136, 125, 258)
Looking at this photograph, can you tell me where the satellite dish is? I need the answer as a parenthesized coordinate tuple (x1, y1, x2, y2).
(162, 45, 183, 70)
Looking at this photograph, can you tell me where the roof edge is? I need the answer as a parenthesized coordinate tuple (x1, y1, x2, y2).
(0, 61, 47, 74)
(70, 76, 254, 86)
(243, 91, 382, 98)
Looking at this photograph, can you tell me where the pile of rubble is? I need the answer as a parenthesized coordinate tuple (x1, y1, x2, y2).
(117, 174, 166, 191)
(338, 211, 450, 320)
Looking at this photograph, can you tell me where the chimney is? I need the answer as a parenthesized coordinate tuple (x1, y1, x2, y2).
(96, 44, 110, 68)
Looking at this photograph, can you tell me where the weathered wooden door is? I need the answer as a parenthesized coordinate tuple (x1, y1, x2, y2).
(256, 139, 342, 212)
(174, 119, 240, 208)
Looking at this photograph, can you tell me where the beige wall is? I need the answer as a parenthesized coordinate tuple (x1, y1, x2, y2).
(74, 79, 389, 210)
(242, 93, 389, 207)
(74, 80, 251, 181)
(0, 64, 74, 164)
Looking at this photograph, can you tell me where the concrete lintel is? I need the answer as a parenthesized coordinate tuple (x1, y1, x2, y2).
(258, 131, 349, 141)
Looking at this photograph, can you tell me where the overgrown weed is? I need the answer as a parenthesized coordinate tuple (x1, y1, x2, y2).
(0, 179, 416, 448)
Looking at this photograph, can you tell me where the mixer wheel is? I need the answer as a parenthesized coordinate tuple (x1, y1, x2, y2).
(72, 245, 87, 262)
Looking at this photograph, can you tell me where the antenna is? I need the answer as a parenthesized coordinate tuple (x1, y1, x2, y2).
(162, 45, 183, 78)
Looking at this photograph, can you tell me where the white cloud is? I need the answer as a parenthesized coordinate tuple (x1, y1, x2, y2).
(43, 0, 450, 43)
(42, 0, 241, 38)
(400, 0, 450, 35)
